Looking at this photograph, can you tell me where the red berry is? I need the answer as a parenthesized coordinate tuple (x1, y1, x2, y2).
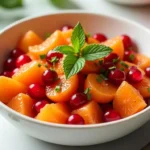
(33, 100, 49, 113)
(102, 62, 115, 70)
(104, 110, 121, 122)
(127, 66, 143, 83)
(61, 25, 73, 31)
(12, 68, 19, 76)
(28, 84, 46, 100)
(70, 93, 88, 110)
(16, 54, 31, 68)
(145, 67, 150, 77)
(124, 50, 135, 62)
(3, 71, 12, 77)
(4, 58, 16, 71)
(42, 69, 58, 85)
(108, 69, 125, 85)
(46, 51, 63, 65)
(121, 35, 133, 49)
(10, 49, 24, 59)
(93, 33, 107, 42)
(104, 53, 119, 64)
(67, 114, 84, 125)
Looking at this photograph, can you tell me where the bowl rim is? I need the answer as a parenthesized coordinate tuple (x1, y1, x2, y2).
(0, 11, 150, 129)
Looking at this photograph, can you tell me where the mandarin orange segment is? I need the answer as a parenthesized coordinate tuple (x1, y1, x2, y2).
(72, 101, 103, 124)
(135, 53, 150, 70)
(7, 93, 34, 117)
(84, 74, 117, 103)
(87, 37, 99, 44)
(46, 75, 78, 102)
(12, 61, 46, 86)
(0, 76, 27, 104)
(36, 103, 70, 124)
(17, 30, 43, 53)
(81, 61, 100, 74)
(113, 81, 147, 118)
(132, 76, 150, 98)
(29, 30, 68, 59)
(62, 29, 73, 44)
(102, 36, 124, 60)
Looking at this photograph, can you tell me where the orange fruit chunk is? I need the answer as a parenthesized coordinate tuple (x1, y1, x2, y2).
(12, 61, 46, 86)
(17, 30, 43, 52)
(113, 81, 147, 118)
(133, 76, 150, 98)
(72, 101, 103, 124)
(7, 93, 34, 117)
(29, 30, 68, 59)
(135, 53, 150, 70)
(62, 29, 73, 44)
(0, 76, 27, 104)
(84, 74, 117, 103)
(36, 103, 70, 124)
(87, 37, 99, 44)
(46, 75, 78, 102)
(102, 36, 124, 60)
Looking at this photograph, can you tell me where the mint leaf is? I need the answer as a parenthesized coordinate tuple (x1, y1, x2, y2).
(63, 55, 85, 79)
(71, 22, 85, 53)
(0, 0, 23, 8)
(40, 54, 46, 60)
(84, 88, 92, 101)
(54, 45, 75, 55)
(82, 44, 112, 60)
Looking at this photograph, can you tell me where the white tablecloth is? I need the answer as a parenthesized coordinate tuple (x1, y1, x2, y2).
(0, 0, 150, 150)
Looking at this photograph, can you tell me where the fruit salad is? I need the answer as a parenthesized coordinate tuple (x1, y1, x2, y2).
(0, 22, 149, 125)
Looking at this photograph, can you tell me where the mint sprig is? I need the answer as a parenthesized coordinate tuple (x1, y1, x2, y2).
(54, 22, 112, 79)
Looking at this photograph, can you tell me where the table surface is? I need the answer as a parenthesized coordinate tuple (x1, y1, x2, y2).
(0, 0, 150, 150)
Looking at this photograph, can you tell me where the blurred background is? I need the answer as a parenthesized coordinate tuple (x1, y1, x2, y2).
(0, 0, 150, 30)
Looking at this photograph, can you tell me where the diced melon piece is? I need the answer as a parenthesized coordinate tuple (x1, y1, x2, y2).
(17, 30, 43, 52)
(87, 37, 99, 44)
(29, 30, 68, 59)
(103, 36, 124, 60)
(72, 101, 103, 124)
(36, 103, 70, 124)
(113, 81, 147, 118)
(135, 53, 150, 70)
(7, 93, 34, 117)
(62, 29, 73, 44)
(12, 61, 46, 86)
(0, 76, 27, 104)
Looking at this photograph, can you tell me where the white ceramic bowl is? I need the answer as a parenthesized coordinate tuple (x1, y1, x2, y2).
(107, 0, 150, 5)
(0, 12, 150, 146)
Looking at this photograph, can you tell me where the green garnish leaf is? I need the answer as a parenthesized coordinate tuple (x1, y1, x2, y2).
(63, 55, 85, 79)
(50, 56, 58, 63)
(38, 63, 42, 67)
(40, 54, 46, 60)
(109, 66, 116, 70)
(147, 87, 150, 93)
(45, 33, 51, 38)
(0, 0, 23, 9)
(129, 54, 135, 61)
(113, 58, 119, 63)
(55, 84, 61, 92)
(82, 44, 112, 60)
(44, 64, 48, 68)
(100, 74, 108, 80)
(96, 76, 103, 83)
(120, 67, 125, 71)
(84, 88, 92, 101)
(71, 22, 85, 53)
(54, 45, 75, 55)
(120, 61, 129, 68)
(86, 33, 91, 38)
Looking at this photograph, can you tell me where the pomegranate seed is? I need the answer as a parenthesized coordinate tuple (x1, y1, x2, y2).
(124, 50, 135, 62)
(102, 62, 115, 70)
(46, 51, 63, 65)
(42, 69, 58, 85)
(4, 58, 16, 71)
(16, 54, 31, 68)
(70, 93, 88, 110)
(10, 49, 24, 59)
(121, 35, 133, 49)
(33, 100, 49, 113)
(12, 68, 19, 76)
(93, 33, 107, 42)
(101, 103, 113, 112)
(61, 25, 73, 31)
(104, 53, 119, 64)
(28, 84, 46, 99)
(67, 114, 84, 125)
(145, 67, 150, 77)
(127, 66, 143, 83)
(3, 71, 12, 77)
(108, 69, 125, 85)
(104, 110, 121, 122)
